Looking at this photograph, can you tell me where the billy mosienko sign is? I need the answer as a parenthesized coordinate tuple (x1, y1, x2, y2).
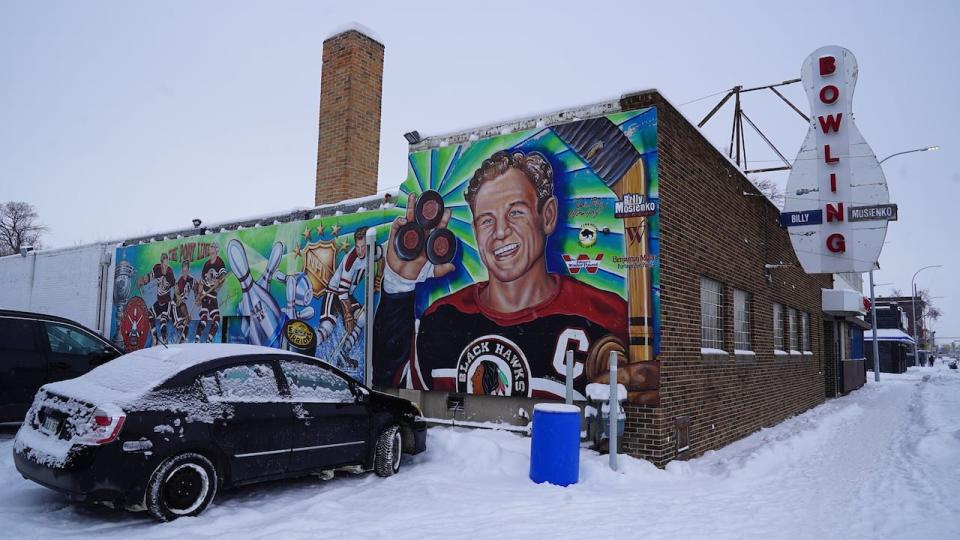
(781, 46, 895, 273)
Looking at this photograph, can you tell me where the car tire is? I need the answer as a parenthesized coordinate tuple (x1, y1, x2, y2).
(374, 424, 402, 477)
(146, 452, 218, 522)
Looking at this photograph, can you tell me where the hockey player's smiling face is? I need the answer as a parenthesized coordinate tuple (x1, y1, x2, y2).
(472, 168, 556, 284)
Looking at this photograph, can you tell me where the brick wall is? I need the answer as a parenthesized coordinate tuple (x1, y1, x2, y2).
(619, 92, 831, 467)
(315, 30, 384, 205)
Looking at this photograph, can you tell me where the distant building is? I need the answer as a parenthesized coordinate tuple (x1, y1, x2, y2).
(875, 295, 926, 365)
(864, 302, 915, 373)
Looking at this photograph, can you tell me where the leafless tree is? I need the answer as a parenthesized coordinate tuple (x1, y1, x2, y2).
(0, 201, 47, 256)
(749, 177, 784, 208)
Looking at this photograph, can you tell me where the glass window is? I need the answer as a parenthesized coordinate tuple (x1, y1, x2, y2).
(801, 312, 811, 352)
(279, 360, 353, 403)
(773, 303, 784, 350)
(0, 317, 36, 351)
(201, 362, 280, 402)
(44, 322, 104, 356)
(788, 308, 798, 351)
(734, 289, 751, 351)
(700, 277, 723, 350)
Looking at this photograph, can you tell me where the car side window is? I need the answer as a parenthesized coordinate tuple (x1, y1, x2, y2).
(44, 322, 104, 356)
(279, 360, 354, 403)
(0, 317, 37, 352)
(199, 362, 281, 402)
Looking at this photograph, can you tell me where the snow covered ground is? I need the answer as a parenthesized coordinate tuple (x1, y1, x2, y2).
(2, 364, 958, 539)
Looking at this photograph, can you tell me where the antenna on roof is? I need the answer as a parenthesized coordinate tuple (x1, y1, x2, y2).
(698, 79, 806, 174)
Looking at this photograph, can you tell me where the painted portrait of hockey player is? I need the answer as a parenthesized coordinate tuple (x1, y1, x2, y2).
(373, 108, 661, 405)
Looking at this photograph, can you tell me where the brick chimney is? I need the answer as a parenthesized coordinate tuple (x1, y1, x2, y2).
(315, 29, 384, 206)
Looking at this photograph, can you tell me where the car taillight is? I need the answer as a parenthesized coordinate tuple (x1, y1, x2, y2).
(78, 405, 126, 445)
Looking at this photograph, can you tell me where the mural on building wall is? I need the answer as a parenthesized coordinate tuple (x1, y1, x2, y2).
(108, 108, 660, 403)
(375, 108, 660, 404)
(109, 212, 396, 383)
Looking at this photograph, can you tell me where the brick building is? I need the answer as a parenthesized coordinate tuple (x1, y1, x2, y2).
(393, 90, 834, 467)
(603, 92, 830, 464)
(295, 29, 838, 466)
(3, 28, 846, 469)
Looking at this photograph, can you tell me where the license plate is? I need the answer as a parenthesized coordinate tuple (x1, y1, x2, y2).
(41, 416, 61, 435)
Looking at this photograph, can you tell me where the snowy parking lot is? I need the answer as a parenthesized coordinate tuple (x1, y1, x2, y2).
(2, 364, 959, 540)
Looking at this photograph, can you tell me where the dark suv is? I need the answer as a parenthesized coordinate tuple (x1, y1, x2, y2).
(0, 310, 121, 423)
(13, 344, 427, 521)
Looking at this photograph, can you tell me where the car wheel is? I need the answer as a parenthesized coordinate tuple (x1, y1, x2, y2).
(146, 452, 218, 521)
(374, 424, 402, 477)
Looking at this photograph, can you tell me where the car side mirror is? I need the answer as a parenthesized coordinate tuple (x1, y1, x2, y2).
(351, 383, 370, 403)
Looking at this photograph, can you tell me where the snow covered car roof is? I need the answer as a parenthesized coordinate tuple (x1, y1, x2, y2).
(42, 344, 303, 405)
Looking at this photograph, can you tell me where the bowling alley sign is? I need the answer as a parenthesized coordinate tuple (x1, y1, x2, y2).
(781, 46, 896, 273)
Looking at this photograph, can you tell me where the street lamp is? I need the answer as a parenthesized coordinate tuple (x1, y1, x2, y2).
(911, 265, 942, 366)
(879, 146, 939, 164)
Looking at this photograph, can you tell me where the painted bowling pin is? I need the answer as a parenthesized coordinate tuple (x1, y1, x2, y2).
(783, 46, 890, 274)
(227, 239, 283, 347)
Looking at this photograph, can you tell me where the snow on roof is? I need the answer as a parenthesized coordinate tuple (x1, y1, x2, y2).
(865, 328, 916, 343)
(120, 190, 398, 247)
(43, 344, 302, 405)
(324, 22, 383, 44)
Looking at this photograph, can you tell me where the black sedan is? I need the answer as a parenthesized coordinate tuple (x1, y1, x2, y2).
(13, 344, 426, 521)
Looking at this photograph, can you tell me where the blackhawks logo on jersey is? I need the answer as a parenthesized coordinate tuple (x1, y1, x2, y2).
(456, 335, 531, 397)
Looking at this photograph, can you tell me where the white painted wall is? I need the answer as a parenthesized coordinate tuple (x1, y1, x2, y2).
(0, 243, 116, 335)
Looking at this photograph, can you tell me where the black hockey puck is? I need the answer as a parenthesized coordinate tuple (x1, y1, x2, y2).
(394, 222, 425, 261)
(426, 228, 457, 265)
(415, 190, 445, 229)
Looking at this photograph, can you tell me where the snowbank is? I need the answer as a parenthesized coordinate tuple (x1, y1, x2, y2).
(1, 366, 958, 539)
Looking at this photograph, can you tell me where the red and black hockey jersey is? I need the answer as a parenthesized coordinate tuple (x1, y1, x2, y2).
(373, 274, 627, 399)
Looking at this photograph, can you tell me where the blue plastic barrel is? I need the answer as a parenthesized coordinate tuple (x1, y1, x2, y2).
(529, 403, 581, 486)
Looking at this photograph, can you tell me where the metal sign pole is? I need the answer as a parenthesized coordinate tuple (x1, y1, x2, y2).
(565, 350, 574, 405)
(608, 350, 618, 471)
(912, 283, 920, 367)
(869, 270, 880, 382)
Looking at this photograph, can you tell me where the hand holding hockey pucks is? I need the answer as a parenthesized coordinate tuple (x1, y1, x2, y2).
(394, 190, 457, 265)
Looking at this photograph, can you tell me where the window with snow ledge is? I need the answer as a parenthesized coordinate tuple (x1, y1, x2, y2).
(802, 351, 814, 356)
(774, 349, 790, 358)
(700, 277, 724, 351)
(734, 349, 756, 365)
(773, 303, 784, 351)
(701, 347, 729, 366)
(788, 308, 798, 352)
(801, 312, 811, 352)
(734, 289, 752, 352)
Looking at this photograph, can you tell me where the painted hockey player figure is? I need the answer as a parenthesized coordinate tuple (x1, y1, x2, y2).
(172, 260, 198, 343)
(195, 243, 227, 343)
(317, 227, 382, 370)
(137, 252, 176, 345)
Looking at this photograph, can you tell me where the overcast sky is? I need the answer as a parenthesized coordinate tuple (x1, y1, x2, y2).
(1, 0, 957, 341)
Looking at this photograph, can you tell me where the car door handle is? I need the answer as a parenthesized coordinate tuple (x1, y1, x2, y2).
(51, 362, 69, 369)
